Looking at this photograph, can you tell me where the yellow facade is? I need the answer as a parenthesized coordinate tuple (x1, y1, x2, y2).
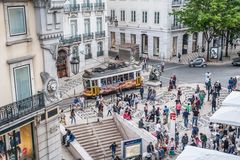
(0, 1, 44, 106)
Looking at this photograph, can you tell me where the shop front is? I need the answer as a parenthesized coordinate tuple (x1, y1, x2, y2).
(0, 123, 35, 160)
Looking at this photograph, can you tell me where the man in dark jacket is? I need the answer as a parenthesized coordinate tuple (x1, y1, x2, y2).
(181, 133, 189, 150)
(182, 109, 190, 128)
(147, 142, 155, 154)
(110, 142, 117, 158)
(212, 98, 217, 113)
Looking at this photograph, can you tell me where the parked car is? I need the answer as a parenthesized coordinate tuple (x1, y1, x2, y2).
(232, 58, 240, 66)
(189, 57, 207, 68)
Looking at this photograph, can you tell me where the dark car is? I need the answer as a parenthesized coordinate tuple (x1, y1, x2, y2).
(232, 58, 240, 66)
(189, 57, 207, 68)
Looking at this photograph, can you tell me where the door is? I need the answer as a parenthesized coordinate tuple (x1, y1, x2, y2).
(172, 36, 178, 56)
(56, 50, 68, 78)
(182, 34, 188, 54)
(141, 34, 148, 54)
(91, 80, 99, 96)
(14, 65, 32, 100)
(136, 71, 141, 86)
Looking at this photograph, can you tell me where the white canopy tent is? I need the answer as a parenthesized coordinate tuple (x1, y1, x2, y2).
(210, 107, 240, 126)
(222, 91, 240, 106)
(176, 146, 240, 160)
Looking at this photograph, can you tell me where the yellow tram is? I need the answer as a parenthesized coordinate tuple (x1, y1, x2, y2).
(82, 63, 143, 97)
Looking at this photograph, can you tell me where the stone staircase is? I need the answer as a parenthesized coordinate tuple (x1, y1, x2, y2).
(67, 118, 123, 160)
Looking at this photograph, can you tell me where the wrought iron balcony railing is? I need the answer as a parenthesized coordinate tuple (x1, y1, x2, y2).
(0, 92, 45, 126)
(85, 53, 92, 59)
(97, 50, 104, 57)
(172, 0, 182, 6)
(83, 33, 94, 41)
(59, 34, 81, 45)
(64, 4, 80, 13)
(171, 24, 187, 30)
(94, 3, 105, 11)
(95, 31, 105, 39)
(81, 3, 93, 12)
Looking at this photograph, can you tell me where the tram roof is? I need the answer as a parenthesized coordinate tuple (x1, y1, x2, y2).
(82, 64, 141, 79)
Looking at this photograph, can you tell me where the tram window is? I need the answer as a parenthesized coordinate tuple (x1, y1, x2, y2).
(129, 72, 134, 80)
(118, 75, 123, 82)
(137, 71, 140, 77)
(107, 77, 112, 84)
(113, 76, 117, 83)
(101, 78, 107, 86)
(84, 80, 91, 87)
(124, 74, 129, 80)
(92, 80, 97, 86)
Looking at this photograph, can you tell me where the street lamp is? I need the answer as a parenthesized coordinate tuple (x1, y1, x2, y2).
(114, 18, 118, 27)
(70, 57, 80, 75)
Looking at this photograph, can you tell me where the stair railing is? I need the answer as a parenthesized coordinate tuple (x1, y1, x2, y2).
(89, 121, 107, 160)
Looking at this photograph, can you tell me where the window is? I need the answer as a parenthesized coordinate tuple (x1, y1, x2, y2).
(84, 19, 91, 34)
(153, 37, 160, 56)
(85, 44, 92, 59)
(111, 10, 115, 19)
(14, 65, 32, 100)
(131, 34, 136, 44)
(142, 11, 147, 23)
(131, 11, 136, 22)
(70, 19, 78, 36)
(97, 42, 103, 57)
(72, 46, 79, 58)
(154, 12, 160, 24)
(120, 10, 125, 21)
(8, 6, 27, 36)
(173, 15, 178, 26)
(129, 73, 134, 79)
(120, 33, 125, 44)
(96, 17, 102, 32)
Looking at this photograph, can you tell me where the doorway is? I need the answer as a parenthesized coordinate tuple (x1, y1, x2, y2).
(182, 34, 188, 54)
(56, 50, 68, 78)
(141, 34, 148, 54)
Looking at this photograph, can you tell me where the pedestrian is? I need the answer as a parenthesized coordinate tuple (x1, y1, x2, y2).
(168, 138, 175, 157)
(138, 118, 146, 130)
(110, 142, 117, 158)
(107, 103, 113, 116)
(161, 61, 165, 72)
(140, 85, 144, 100)
(163, 106, 169, 123)
(73, 96, 80, 108)
(177, 87, 182, 103)
(196, 84, 200, 93)
(192, 109, 199, 126)
(181, 133, 189, 150)
(65, 131, 75, 147)
(176, 102, 182, 117)
(70, 109, 76, 124)
(192, 125, 199, 137)
(147, 142, 155, 158)
(79, 95, 85, 110)
(144, 103, 148, 118)
(172, 75, 177, 89)
(175, 132, 180, 149)
(96, 94, 100, 108)
(184, 103, 191, 113)
(223, 138, 229, 152)
(200, 133, 207, 148)
(178, 52, 181, 62)
(134, 94, 139, 110)
(155, 107, 161, 124)
(62, 129, 71, 145)
(168, 77, 173, 91)
(212, 98, 216, 113)
(182, 109, 190, 128)
(59, 109, 66, 125)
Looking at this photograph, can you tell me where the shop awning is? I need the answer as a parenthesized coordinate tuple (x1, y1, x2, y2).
(222, 91, 240, 106)
(210, 106, 240, 126)
(176, 146, 240, 160)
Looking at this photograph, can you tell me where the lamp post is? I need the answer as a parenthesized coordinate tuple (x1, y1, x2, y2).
(70, 57, 80, 75)
(114, 18, 118, 27)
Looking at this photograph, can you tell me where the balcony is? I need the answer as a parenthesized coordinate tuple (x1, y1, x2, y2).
(95, 31, 105, 39)
(59, 34, 81, 46)
(83, 33, 94, 41)
(0, 93, 45, 126)
(64, 4, 80, 13)
(85, 53, 92, 59)
(171, 24, 187, 30)
(97, 50, 104, 57)
(94, 3, 105, 11)
(81, 3, 93, 12)
(172, 0, 182, 6)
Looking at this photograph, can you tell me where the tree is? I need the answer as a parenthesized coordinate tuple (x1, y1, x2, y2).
(172, 0, 240, 61)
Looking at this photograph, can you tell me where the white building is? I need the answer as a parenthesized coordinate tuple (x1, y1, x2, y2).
(59, 0, 108, 78)
(108, 0, 204, 60)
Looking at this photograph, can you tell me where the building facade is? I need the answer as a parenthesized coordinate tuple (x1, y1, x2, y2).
(108, 0, 204, 60)
(57, 0, 108, 78)
(0, 0, 64, 159)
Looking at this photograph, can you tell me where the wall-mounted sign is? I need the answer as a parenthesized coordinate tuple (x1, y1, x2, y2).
(210, 47, 219, 59)
(121, 138, 142, 159)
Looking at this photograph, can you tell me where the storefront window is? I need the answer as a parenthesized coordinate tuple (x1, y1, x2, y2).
(0, 123, 34, 160)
